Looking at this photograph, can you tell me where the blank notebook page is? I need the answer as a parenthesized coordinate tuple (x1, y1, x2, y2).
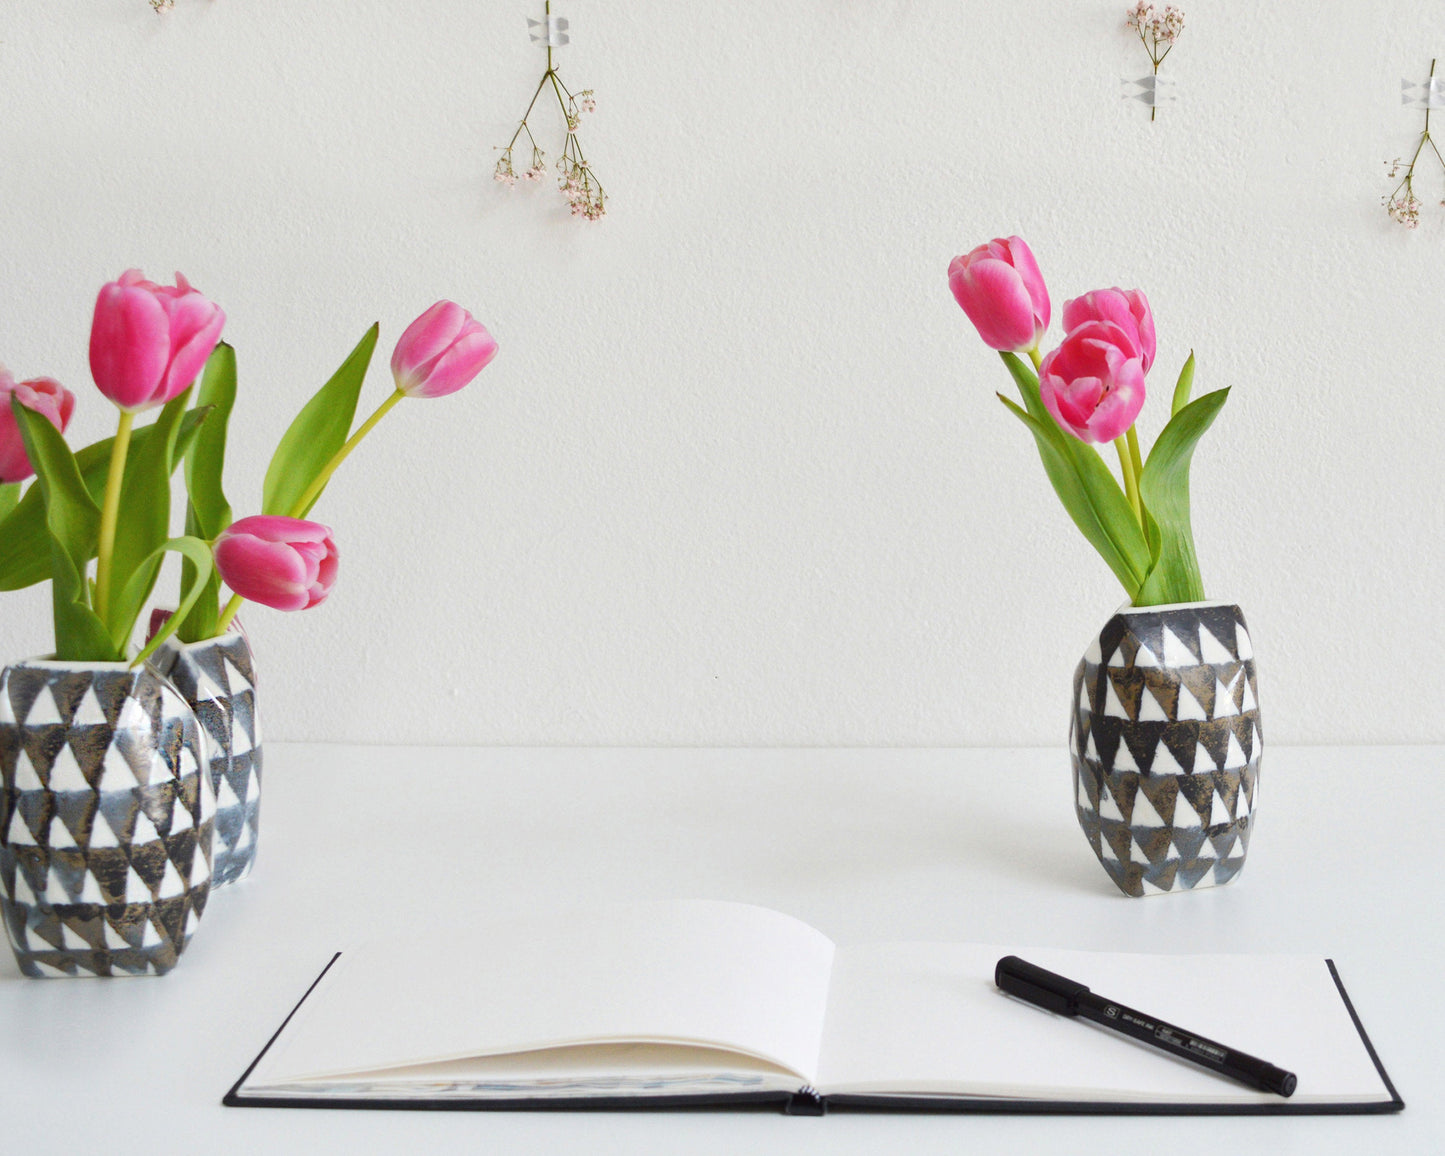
(251, 901, 835, 1087)
(817, 944, 1391, 1102)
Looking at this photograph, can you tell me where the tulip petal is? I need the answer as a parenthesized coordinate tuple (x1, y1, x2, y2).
(215, 534, 313, 612)
(390, 301, 469, 388)
(952, 259, 1039, 353)
(89, 284, 170, 411)
(402, 327, 499, 399)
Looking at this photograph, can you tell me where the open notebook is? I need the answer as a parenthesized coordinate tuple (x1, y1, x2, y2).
(226, 901, 1401, 1115)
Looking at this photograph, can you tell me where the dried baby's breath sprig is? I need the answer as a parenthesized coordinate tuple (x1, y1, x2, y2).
(495, 4, 606, 222)
(1385, 60, 1445, 230)
(1126, 3, 1184, 122)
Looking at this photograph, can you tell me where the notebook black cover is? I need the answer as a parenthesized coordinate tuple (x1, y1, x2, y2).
(223, 956, 1404, 1116)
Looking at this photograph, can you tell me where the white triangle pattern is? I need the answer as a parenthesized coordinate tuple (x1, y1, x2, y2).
(1132, 789, 1166, 828)
(1176, 684, 1208, 721)
(49, 815, 79, 849)
(89, 814, 119, 848)
(26, 687, 65, 725)
(140, 919, 164, 948)
(14, 749, 43, 792)
(1223, 732, 1249, 770)
(1138, 688, 1169, 722)
(243, 772, 259, 804)
(170, 804, 193, 834)
(1113, 741, 1139, 772)
(1209, 791, 1231, 827)
(0, 684, 12, 725)
(1213, 679, 1239, 717)
(7, 808, 35, 846)
(1195, 742, 1218, 773)
(226, 657, 254, 694)
(46, 744, 90, 792)
(1241, 679, 1257, 712)
(1097, 783, 1124, 822)
(157, 860, 186, 899)
(1235, 628, 1253, 661)
(230, 723, 252, 756)
(1198, 624, 1235, 664)
(1153, 744, 1186, 775)
(103, 921, 129, 950)
(72, 690, 109, 726)
(97, 745, 134, 792)
(125, 866, 151, 903)
(131, 809, 161, 846)
(1103, 680, 1129, 719)
(1163, 626, 1196, 667)
(1132, 641, 1161, 668)
(78, 871, 105, 904)
(1100, 836, 1120, 863)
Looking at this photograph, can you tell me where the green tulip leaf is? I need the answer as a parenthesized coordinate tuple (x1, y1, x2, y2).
(1172, 351, 1196, 417)
(995, 353, 1150, 598)
(0, 482, 18, 521)
(262, 323, 378, 518)
(178, 345, 237, 643)
(128, 537, 215, 669)
(0, 406, 210, 592)
(10, 397, 114, 660)
(103, 389, 193, 652)
(996, 392, 1149, 598)
(1134, 387, 1230, 607)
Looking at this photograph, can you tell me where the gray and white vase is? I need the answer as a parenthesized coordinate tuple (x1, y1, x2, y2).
(152, 630, 261, 888)
(1071, 602, 1262, 898)
(0, 658, 215, 977)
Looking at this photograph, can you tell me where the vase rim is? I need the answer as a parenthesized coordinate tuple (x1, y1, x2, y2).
(11, 654, 137, 672)
(161, 631, 246, 648)
(1116, 599, 1240, 615)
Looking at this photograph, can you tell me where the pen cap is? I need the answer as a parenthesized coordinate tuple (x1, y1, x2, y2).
(995, 956, 1090, 1016)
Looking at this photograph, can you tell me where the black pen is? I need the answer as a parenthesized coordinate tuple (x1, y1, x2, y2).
(995, 955, 1297, 1097)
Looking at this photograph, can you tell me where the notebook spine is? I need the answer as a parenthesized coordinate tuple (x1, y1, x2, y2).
(785, 1086, 827, 1115)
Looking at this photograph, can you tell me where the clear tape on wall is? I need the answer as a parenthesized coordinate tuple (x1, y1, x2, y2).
(1400, 77, 1445, 110)
(1121, 76, 1176, 107)
(528, 15, 570, 47)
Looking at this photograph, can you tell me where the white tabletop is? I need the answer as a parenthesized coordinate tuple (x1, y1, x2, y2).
(4, 744, 1439, 1153)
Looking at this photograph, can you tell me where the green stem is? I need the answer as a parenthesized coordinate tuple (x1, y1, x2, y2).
(215, 388, 407, 634)
(1114, 433, 1143, 528)
(289, 388, 405, 519)
(93, 409, 135, 625)
(216, 591, 244, 634)
(1125, 425, 1144, 488)
(1027, 347, 1042, 371)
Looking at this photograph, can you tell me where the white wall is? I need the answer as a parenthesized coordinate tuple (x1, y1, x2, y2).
(1, 1, 1441, 746)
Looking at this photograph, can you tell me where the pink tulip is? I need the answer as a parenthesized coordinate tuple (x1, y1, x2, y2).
(390, 301, 498, 399)
(89, 270, 225, 412)
(214, 515, 339, 612)
(1038, 320, 1147, 444)
(1, 367, 77, 484)
(947, 236, 1051, 353)
(1062, 288, 1157, 373)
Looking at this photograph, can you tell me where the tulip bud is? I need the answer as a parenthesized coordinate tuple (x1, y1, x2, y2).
(88, 270, 225, 412)
(1, 367, 77, 483)
(1038, 320, 1147, 444)
(1062, 288, 1157, 373)
(214, 515, 339, 612)
(390, 301, 498, 399)
(948, 237, 1051, 353)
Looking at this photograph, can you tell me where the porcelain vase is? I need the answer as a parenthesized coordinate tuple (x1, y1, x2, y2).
(1070, 602, 1262, 898)
(0, 658, 215, 976)
(151, 630, 262, 888)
